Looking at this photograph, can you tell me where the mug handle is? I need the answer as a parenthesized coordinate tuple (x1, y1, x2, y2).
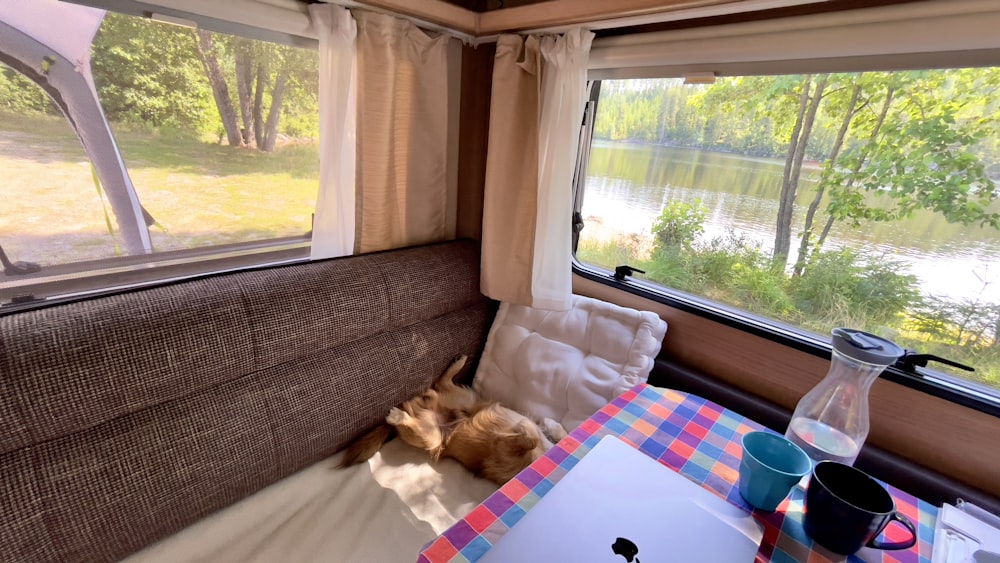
(868, 511, 917, 551)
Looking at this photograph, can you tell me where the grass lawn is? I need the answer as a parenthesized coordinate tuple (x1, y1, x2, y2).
(0, 111, 318, 265)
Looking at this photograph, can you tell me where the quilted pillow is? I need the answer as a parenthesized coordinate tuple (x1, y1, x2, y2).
(472, 295, 668, 432)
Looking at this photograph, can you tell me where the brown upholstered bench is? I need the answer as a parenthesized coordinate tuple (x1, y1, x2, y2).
(0, 240, 493, 563)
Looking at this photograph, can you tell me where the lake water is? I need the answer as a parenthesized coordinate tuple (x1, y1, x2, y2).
(581, 141, 1000, 303)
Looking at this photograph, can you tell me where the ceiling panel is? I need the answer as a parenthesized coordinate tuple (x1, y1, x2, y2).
(438, 0, 552, 12)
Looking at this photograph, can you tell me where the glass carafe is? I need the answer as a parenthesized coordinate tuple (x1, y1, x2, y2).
(785, 328, 904, 467)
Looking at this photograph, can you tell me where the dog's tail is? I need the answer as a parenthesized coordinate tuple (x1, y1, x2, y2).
(338, 423, 396, 468)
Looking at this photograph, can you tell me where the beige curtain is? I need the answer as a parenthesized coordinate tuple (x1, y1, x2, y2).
(480, 35, 542, 308)
(353, 11, 459, 254)
(481, 29, 594, 311)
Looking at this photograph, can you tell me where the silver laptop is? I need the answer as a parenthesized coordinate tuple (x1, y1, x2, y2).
(479, 435, 763, 562)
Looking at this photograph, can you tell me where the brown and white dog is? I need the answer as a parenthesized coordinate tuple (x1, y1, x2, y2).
(340, 356, 567, 485)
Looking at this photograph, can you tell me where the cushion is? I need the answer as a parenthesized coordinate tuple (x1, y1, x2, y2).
(473, 295, 668, 432)
(123, 439, 497, 563)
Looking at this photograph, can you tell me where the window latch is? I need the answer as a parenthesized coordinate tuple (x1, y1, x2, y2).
(896, 351, 975, 374)
(613, 265, 645, 281)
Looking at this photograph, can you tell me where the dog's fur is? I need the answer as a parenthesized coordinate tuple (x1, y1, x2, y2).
(340, 356, 567, 485)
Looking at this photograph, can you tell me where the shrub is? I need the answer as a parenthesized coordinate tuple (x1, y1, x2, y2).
(689, 232, 764, 290)
(790, 249, 919, 326)
(651, 199, 707, 251)
(0, 66, 56, 115)
(731, 261, 796, 316)
(645, 246, 695, 291)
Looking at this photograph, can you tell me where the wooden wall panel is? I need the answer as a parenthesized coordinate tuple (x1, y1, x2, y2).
(360, 0, 477, 33)
(574, 275, 1000, 497)
(476, 0, 734, 34)
(456, 43, 496, 240)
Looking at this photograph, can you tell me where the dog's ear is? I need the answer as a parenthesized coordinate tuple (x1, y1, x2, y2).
(502, 423, 540, 455)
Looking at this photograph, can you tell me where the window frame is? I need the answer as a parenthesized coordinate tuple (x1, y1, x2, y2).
(573, 14, 1000, 418)
(0, 0, 320, 308)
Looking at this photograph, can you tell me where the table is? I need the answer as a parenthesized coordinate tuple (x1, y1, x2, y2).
(417, 384, 938, 563)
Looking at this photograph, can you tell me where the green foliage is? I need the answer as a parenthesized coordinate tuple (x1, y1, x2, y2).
(826, 69, 1000, 230)
(686, 233, 760, 289)
(651, 199, 707, 251)
(684, 233, 796, 315)
(575, 232, 648, 273)
(650, 212, 798, 317)
(0, 65, 56, 114)
(894, 314, 1000, 389)
(90, 13, 215, 133)
(907, 293, 1000, 349)
(789, 249, 920, 326)
(642, 247, 693, 292)
(87, 13, 319, 142)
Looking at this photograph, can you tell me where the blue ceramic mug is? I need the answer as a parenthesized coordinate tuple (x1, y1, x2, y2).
(738, 431, 812, 511)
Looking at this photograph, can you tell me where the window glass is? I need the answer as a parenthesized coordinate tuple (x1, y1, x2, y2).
(0, 6, 318, 280)
(1, 66, 116, 266)
(576, 72, 1000, 392)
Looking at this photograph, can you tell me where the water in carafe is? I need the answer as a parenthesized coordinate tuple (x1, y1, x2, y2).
(787, 417, 861, 466)
(785, 328, 904, 467)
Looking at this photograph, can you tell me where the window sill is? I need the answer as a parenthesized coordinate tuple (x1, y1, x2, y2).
(1, 237, 311, 312)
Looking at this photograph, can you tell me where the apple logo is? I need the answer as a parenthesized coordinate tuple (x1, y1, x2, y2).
(611, 537, 640, 562)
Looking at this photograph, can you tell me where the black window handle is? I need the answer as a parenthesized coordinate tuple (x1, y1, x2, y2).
(897, 351, 975, 373)
(613, 265, 645, 281)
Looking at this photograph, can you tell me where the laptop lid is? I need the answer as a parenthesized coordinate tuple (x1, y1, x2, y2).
(479, 435, 763, 563)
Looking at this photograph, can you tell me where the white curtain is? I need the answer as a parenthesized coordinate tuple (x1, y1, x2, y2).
(481, 28, 594, 311)
(309, 4, 356, 260)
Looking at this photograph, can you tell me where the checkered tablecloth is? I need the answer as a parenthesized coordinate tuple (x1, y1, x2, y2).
(417, 384, 938, 563)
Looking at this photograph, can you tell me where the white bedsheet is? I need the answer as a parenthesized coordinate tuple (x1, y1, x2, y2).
(125, 439, 497, 563)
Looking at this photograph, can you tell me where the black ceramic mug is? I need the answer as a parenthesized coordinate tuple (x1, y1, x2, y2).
(803, 461, 917, 556)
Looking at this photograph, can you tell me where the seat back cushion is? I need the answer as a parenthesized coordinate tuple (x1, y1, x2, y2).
(0, 240, 492, 563)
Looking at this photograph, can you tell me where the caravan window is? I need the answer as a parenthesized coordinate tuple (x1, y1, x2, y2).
(575, 70, 1000, 395)
(0, 3, 318, 301)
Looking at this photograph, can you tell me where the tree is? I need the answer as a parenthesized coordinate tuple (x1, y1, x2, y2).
(794, 76, 864, 276)
(194, 32, 317, 151)
(812, 79, 897, 255)
(817, 69, 1000, 254)
(773, 74, 827, 264)
(90, 13, 213, 131)
(193, 29, 242, 147)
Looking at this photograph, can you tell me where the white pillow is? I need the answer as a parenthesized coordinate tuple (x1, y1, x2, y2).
(473, 295, 668, 432)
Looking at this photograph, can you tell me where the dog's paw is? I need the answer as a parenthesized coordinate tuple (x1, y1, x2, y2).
(386, 407, 408, 426)
(415, 389, 438, 408)
(451, 355, 468, 370)
(541, 418, 568, 442)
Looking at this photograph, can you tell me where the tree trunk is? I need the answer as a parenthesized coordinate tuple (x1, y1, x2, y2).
(260, 70, 289, 153)
(813, 86, 896, 255)
(234, 39, 255, 147)
(193, 30, 242, 148)
(773, 75, 824, 265)
(252, 62, 268, 149)
(773, 78, 810, 264)
(991, 312, 1000, 349)
(794, 81, 861, 276)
